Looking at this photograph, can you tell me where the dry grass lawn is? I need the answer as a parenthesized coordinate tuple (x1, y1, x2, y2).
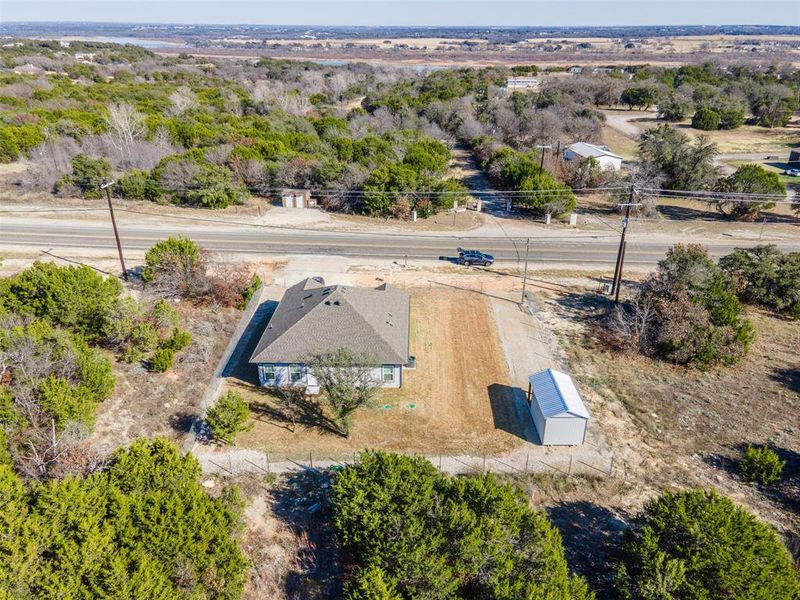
(231, 287, 525, 457)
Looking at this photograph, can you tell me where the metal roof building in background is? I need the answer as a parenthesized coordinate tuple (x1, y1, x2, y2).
(527, 369, 590, 445)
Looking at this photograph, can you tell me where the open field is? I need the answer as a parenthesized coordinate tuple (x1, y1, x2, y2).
(227, 286, 525, 457)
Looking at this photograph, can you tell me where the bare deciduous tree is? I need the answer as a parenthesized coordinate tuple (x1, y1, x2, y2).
(168, 86, 198, 116)
(105, 102, 146, 166)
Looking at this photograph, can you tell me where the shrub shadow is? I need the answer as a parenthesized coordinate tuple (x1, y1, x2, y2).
(547, 501, 631, 599)
(771, 368, 800, 394)
(270, 470, 342, 599)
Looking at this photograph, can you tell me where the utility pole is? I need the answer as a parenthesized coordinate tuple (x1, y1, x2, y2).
(611, 186, 641, 303)
(100, 180, 128, 281)
(520, 237, 531, 305)
(535, 144, 552, 182)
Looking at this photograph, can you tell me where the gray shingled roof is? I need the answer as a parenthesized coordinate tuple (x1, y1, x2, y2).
(249, 277, 410, 365)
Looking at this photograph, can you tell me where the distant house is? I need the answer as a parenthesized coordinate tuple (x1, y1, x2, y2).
(280, 189, 315, 208)
(563, 142, 623, 171)
(567, 66, 584, 74)
(249, 277, 411, 393)
(11, 64, 44, 75)
(788, 147, 800, 166)
(505, 76, 539, 90)
(74, 52, 97, 62)
(527, 369, 590, 446)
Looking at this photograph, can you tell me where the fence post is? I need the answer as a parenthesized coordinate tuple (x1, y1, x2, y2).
(228, 453, 233, 476)
(569, 455, 573, 475)
(265, 453, 270, 475)
(525, 453, 529, 474)
(310, 452, 313, 469)
(608, 457, 614, 477)
(482, 455, 486, 473)
(438, 455, 442, 469)
(354, 452, 357, 465)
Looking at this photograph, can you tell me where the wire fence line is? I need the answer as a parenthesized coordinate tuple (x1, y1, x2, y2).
(196, 446, 615, 480)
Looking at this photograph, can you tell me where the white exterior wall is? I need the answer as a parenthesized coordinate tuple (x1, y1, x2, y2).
(258, 363, 401, 394)
(529, 399, 588, 446)
(539, 417, 587, 445)
(563, 149, 621, 171)
(594, 155, 622, 171)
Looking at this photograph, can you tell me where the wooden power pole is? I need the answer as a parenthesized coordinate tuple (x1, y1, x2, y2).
(100, 181, 128, 281)
(611, 187, 641, 303)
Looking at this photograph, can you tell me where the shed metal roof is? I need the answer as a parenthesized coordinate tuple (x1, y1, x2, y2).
(528, 369, 590, 419)
(565, 142, 622, 160)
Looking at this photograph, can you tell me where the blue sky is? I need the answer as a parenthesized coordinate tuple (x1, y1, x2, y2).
(2, 0, 799, 27)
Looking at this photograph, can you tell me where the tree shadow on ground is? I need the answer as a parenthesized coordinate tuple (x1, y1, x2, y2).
(168, 410, 197, 435)
(547, 501, 632, 599)
(270, 469, 342, 599)
(487, 384, 539, 444)
(553, 291, 613, 325)
(771, 367, 800, 394)
(222, 300, 278, 383)
(249, 389, 343, 438)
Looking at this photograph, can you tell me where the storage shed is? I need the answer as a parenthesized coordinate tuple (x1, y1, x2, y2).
(281, 189, 315, 208)
(527, 369, 590, 446)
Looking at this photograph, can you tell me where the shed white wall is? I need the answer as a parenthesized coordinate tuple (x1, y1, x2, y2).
(529, 401, 587, 446)
(257, 363, 401, 394)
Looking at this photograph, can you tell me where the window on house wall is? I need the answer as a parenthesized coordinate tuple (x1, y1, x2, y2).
(289, 364, 304, 383)
(382, 365, 394, 383)
(262, 365, 276, 384)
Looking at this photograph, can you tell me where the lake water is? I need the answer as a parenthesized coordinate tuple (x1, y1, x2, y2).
(59, 36, 187, 49)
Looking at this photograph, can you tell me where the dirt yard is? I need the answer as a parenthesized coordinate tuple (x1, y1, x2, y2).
(229, 286, 525, 457)
(90, 304, 241, 451)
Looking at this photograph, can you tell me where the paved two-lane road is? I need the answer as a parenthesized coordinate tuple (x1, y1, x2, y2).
(3, 220, 799, 267)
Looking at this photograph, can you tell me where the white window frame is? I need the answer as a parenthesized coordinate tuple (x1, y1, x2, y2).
(382, 365, 395, 383)
(289, 364, 305, 384)
(262, 365, 276, 384)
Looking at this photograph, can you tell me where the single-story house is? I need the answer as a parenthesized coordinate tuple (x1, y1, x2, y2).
(563, 142, 623, 171)
(788, 147, 800, 166)
(249, 277, 410, 394)
(527, 369, 590, 446)
(506, 76, 539, 90)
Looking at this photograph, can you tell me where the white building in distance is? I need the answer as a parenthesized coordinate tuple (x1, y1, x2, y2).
(563, 142, 623, 171)
(505, 76, 539, 90)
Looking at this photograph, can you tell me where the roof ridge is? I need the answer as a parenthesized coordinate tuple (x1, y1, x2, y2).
(260, 278, 330, 356)
(335, 292, 403, 362)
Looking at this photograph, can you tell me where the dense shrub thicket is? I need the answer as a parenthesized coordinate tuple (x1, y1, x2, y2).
(0, 438, 248, 599)
(616, 489, 800, 599)
(142, 236, 262, 307)
(332, 451, 593, 600)
(720, 245, 800, 317)
(609, 244, 755, 366)
(636, 125, 786, 220)
(0, 263, 191, 477)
